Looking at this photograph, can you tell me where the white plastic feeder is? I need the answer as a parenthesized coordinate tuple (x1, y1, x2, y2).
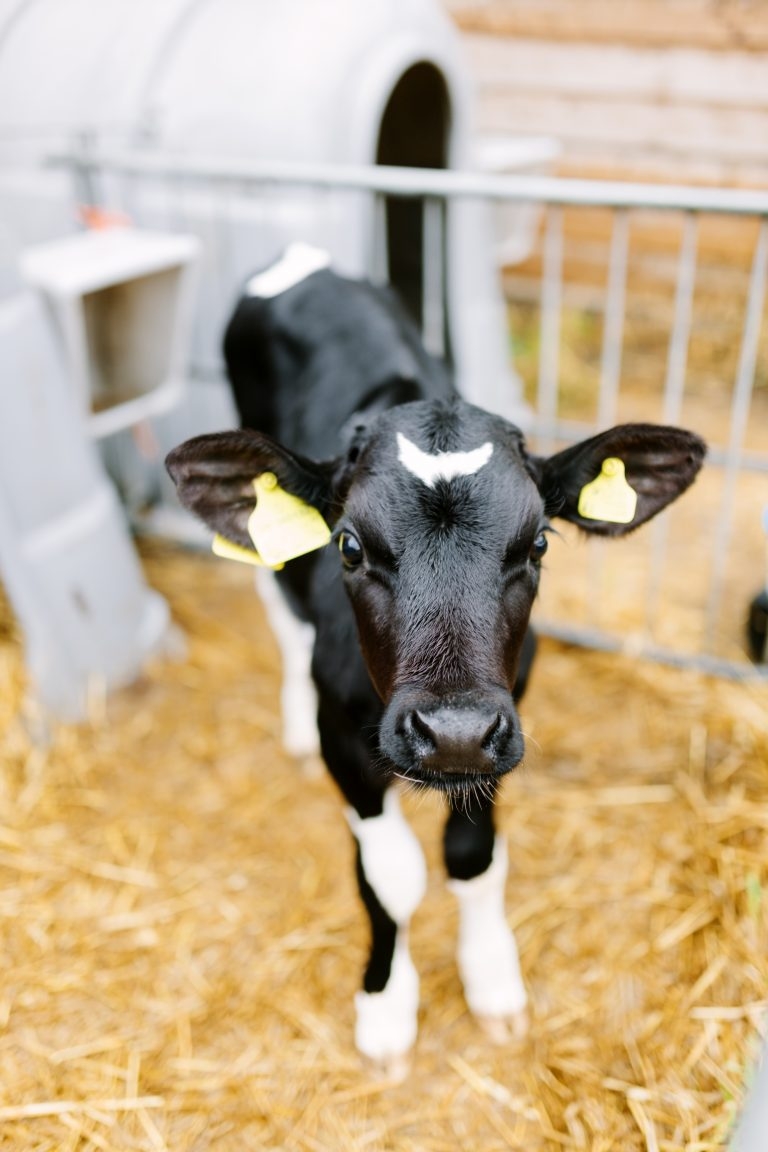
(20, 226, 200, 439)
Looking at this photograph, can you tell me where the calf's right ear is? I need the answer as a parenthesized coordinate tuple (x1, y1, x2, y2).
(165, 430, 335, 552)
(535, 423, 706, 536)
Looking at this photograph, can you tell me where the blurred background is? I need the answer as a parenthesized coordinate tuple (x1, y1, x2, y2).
(0, 2, 767, 1149)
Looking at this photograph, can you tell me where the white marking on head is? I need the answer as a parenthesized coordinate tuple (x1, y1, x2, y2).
(397, 432, 493, 488)
(245, 242, 331, 298)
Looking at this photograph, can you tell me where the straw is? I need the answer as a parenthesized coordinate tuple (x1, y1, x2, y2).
(0, 537, 766, 1150)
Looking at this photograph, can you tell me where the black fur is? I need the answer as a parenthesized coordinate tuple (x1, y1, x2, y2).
(443, 794, 497, 882)
(355, 846, 399, 994)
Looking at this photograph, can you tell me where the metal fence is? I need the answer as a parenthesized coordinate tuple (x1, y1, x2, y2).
(53, 148, 768, 681)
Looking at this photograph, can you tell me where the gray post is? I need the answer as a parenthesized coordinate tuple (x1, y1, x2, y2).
(0, 292, 173, 720)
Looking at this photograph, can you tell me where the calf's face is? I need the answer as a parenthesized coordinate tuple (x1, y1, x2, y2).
(334, 404, 545, 787)
(166, 400, 705, 793)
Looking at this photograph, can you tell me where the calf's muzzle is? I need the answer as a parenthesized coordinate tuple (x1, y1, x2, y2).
(380, 688, 524, 785)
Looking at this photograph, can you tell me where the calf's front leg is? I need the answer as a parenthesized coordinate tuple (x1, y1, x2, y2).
(444, 795, 528, 1040)
(318, 698, 426, 1071)
(346, 789, 426, 1070)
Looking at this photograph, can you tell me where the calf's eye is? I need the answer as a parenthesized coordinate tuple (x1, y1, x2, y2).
(338, 530, 363, 570)
(530, 532, 549, 563)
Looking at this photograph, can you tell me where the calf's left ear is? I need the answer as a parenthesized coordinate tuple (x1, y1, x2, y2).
(165, 430, 334, 553)
(536, 423, 706, 536)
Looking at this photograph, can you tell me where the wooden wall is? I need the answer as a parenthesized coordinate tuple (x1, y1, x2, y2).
(444, 0, 768, 187)
(440, 2, 768, 459)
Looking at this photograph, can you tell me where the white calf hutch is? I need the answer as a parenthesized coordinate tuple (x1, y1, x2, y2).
(0, 0, 554, 716)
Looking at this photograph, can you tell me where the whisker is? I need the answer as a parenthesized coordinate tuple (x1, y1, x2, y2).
(520, 728, 542, 754)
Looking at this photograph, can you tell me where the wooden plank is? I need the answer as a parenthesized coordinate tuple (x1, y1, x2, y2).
(557, 150, 768, 187)
(466, 36, 768, 109)
(455, 34, 768, 184)
(443, 0, 768, 53)
(477, 92, 768, 182)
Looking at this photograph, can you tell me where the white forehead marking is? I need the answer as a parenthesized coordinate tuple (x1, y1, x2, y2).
(396, 432, 494, 488)
(245, 242, 331, 298)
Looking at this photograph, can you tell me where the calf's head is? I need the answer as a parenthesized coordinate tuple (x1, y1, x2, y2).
(166, 401, 704, 793)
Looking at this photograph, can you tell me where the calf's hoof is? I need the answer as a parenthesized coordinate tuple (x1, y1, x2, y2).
(354, 983, 418, 1070)
(354, 943, 419, 1078)
(476, 1007, 530, 1045)
(361, 1050, 413, 1084)
(296, 752, 324, 780)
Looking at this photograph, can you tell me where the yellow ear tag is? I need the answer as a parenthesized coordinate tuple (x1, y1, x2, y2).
(211, 534, 269, 567)
(577, 457, 638, 525)
(246, 472, 331, 567)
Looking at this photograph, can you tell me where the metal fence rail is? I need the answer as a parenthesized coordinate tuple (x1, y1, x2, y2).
(52, 148, 768, 681)
(52, 148, 768, 214)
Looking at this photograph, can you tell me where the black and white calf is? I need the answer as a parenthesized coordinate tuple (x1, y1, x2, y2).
(166, 244, 705, 1067)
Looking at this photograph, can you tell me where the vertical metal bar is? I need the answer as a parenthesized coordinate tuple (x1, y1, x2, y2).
(537, 206, 563, 455)
(70, 130, 100, 212)
(662, 213, 698, 424)
(597, 208, 630, 427)
(119, 168, 135, 223)
(705, 216, 768, 650)
(219, 177, 236, 302)
(422, 195, 445, 358)
(371, 192, 389, 285)
(646, 212, 699, 635)
(589, 209, 630, 627)
(168, 171, 183, 232)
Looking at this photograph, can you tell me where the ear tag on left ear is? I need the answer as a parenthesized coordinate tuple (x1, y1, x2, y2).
(211, 534, 271, 567)
(577, 457, 638, 524)
(247, 472, 331, 567)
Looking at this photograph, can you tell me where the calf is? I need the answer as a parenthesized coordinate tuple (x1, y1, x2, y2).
(166, 243, 705, 1069)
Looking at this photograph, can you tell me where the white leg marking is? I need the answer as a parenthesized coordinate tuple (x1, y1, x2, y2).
(245, 242, 331, 298)
(254, 568, 320, 759)
(396, 432, 493, 488)
(348, 790, 426, 1063)
(447, 836, 527, 1020)
(354, 931, 419, 1064)
(346, 788, 427, 925)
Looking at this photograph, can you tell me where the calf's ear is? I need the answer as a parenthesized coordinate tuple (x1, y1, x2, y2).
(165, 430, 334, 551)
(536, 423, 706, 537)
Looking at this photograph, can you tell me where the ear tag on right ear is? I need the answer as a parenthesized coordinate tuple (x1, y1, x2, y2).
(247, 473, 331, 567)
(577, 457, 638, 524)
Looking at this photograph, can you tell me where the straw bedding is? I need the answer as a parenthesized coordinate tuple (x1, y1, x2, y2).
(1, 539, 766, 1151)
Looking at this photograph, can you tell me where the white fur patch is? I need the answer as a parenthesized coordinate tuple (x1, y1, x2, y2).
(346, 789, 427, 925)
(354, 932, 419, 1061)
(254, 568, 320, 758)
(245, 242, 331, 299)
(447, 836, 527, 1018)
(396, 432, 493, 488)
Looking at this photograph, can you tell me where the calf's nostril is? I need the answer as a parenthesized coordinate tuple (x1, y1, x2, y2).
(482, 711, 509, 754)
(401, 709, 438, 755)
(412, 710, 436, 741)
